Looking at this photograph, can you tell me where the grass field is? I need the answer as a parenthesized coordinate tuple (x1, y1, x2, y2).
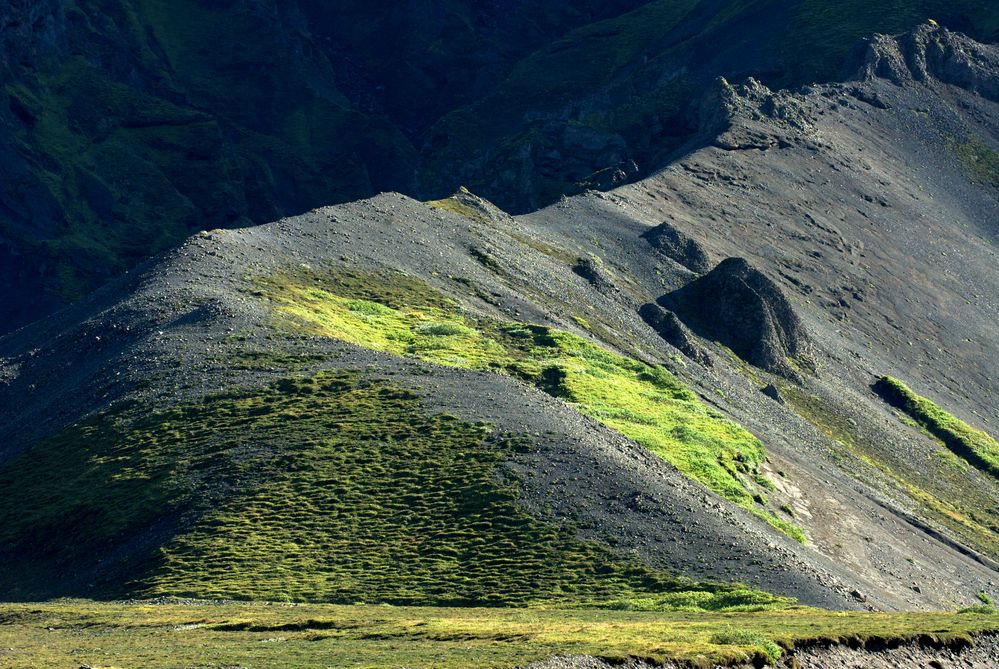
(1, 600, 997, 668)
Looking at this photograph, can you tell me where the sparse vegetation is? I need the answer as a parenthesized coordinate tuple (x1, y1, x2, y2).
(709, 628, 783, 663)
(2, 601, 997, 669)
(783, 382, 999, 561)
(258, 268, 804, 541)
(948, 134, 999, 188)
(427, 187, 499, 224)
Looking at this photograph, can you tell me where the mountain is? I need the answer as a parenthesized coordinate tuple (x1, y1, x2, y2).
(2, 21, 998, 631)
(2, 1, 998, 333)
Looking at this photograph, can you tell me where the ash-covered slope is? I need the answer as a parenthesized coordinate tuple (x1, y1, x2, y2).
(1, 24, 998, 613)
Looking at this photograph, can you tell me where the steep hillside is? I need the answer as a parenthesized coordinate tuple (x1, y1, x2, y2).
(1, 24, 997, 623)
(2, 1, 998, 332)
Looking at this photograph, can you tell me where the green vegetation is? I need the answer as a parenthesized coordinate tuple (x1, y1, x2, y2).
(709, 628, 783, 664)
(257, 268, 803, 542)
(2, 601, 998, 669)
(876, 376, 999, 479)
(2, 0, 409, 322)
(0, 370, 785, 609)
(948, 134, 999, 188)
(4, 56, 215, 302)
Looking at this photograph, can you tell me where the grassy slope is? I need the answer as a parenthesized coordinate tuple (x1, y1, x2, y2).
(259, 267, 804, 542)
(0, 367, 785, 610)
(2, 601, 998, 668)
(876, 377, 999, 479)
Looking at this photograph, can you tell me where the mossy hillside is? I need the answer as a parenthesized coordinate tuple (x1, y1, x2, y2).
(5, 601, 999, 669)
(258, 269, 804, 542)
(0, 370, 787, 610)
(3, 0, 409, 321)
(4, 56, 216, 300)
(876, 376, 999, 480)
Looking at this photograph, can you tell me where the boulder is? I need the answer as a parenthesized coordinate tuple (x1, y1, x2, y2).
(638, 302, 711, 367)
(658, 257, 814, 378)
(572, 256, 617, 293)
(642, 221, 713, 274)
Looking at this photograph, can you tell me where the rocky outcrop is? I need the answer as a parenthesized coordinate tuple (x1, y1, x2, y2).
(642, 221, 712, 274)
(761, 383, 784, 404)
(658, 258, 813, 378)
(696, 76, 816, 152)
(572, 256, 618, 294)
(860, 22, 999, 101)
(638, 303, 711, 366)
(575, 159, 641, 193)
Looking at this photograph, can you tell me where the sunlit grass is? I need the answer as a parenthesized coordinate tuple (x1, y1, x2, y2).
(259, 268, 803, 541)
(0, 371, 786, 609)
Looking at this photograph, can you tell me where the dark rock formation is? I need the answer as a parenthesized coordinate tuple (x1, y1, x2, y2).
(658, 257, 813, 378)
(761, 383, 784, 404)
(572, 256, 617, 293)
(860, 22, 999, 101)
(0, 0, 65, 75)
(576, 159, 641, 193)
(642, 221, 713, 274)
(638, 303, 711, 367)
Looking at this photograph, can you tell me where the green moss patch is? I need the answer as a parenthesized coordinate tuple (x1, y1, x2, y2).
(257, 269, 804, 542)
(783, 383, 999, 561)
(947, 134, 999, 188)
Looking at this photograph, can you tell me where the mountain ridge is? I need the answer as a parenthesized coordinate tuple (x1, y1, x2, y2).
(2, 2, 998, 332)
